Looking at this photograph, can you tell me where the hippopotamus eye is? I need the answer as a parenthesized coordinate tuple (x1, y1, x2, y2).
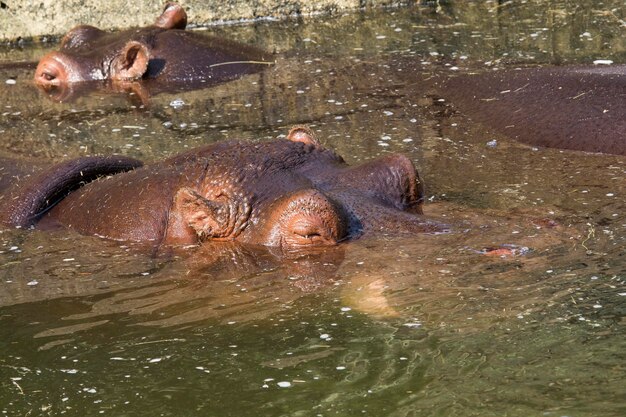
(60, 25, 104, 50)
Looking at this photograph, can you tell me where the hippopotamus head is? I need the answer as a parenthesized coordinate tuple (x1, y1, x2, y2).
(149, 127, 441, 249)
(34, 3, 185, 88)
(2, 127, 445, 252)
(34, 2, 270, 95)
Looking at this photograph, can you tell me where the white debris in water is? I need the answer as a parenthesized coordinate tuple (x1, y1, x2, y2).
(27, 280, 39, 286)
(5, 79, 16, 85)
(593, 304, 602, 309)
(606, 193, 615, 197)
(580, 32, 592, 38)
(9, 246, 18, 251)
(383, 111, 394, 116)
(148, 358, 162, 363)
(486, 139, 497, 148)
(60, 369, 78, 374)
(336, 366, 346, 370)
(162, 121, 173, 128)
(277, 381, 292, 388)
(83, 388, 97, 394)
(618, 293, 626, 296)
(403, 322, 422, 328)
(593, 59, 613, 65)
(340, 307, 352, 312)
(376, 35, 387, 40)
(403, 138, 413, 142)
(320, 333, 331, 340)
(169, 98, 185, 109)
(62, 258, 75, 262)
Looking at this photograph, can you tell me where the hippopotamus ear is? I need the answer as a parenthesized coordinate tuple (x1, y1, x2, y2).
(111, 41, 151, 81)
(154, 2, 188, 29)
(168, 187, 230, 241)
(287, 126, 320, 147)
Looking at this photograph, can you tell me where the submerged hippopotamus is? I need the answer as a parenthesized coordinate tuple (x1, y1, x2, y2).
(0, 127, 444, 251)
(34, 3, 271, 96)
(434, 65, 626, 155)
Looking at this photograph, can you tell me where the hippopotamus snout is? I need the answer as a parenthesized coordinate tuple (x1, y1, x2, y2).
(34, 52, 75, 88)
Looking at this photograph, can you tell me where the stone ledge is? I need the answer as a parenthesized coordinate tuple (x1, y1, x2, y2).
(0, 0, 409, 42)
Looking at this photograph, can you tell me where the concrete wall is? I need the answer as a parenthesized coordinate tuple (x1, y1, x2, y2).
(0, 0, 408, 42)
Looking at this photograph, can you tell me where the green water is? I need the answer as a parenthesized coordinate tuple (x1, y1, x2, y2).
(0, 1, 624, 416)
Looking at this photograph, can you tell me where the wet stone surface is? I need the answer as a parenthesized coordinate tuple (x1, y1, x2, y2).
(0, 2, 625, 416)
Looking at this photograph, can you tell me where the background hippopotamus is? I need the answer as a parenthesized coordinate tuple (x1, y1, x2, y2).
(0, 127, 444, 251)
(33, 2, 271, 94)
(431, 65, 626, 155)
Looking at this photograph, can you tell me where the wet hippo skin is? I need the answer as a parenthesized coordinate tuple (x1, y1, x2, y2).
(434, 65, 626, 155)
(1, 127, 445, 251)
(33, 2, 271, 98)
(0, 155, 143, 227)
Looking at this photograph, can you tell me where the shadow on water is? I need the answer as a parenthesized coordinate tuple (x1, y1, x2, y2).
(0, 1, 624, 416)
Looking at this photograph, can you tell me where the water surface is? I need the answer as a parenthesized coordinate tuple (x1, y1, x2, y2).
(0, 1, 624, 416)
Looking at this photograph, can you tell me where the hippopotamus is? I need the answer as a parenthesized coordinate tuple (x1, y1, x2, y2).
(33, 2, 271, 98)
(0, 127, 444, 251)
(432, 65, 626, 155)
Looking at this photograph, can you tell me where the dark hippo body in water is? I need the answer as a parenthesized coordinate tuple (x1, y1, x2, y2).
(431, 65, 626, 155)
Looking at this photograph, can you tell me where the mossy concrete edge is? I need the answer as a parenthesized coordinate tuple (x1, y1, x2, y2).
(0, 0, 410, 42)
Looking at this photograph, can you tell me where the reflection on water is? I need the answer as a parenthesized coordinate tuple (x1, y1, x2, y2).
(0, 1, 624, 416)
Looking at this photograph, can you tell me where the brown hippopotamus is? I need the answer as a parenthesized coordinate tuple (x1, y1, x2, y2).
(0, 127, 444, 251)
(33, 3, 271, 97)
(432, 65, 626, 155)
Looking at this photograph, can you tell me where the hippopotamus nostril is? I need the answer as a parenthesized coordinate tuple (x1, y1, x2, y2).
(41, 71, 56, 81)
